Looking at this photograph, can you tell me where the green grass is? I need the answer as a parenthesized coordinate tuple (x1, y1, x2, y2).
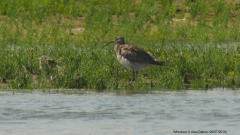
(0, 0, 240, 90)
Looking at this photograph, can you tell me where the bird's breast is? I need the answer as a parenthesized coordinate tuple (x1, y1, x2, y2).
(116, 54, 151, 71)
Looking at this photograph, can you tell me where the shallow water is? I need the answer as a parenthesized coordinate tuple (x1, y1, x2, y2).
(0, 88, 240, 135)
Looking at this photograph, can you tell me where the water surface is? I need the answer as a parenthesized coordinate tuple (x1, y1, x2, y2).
(0, 88, 239, 135)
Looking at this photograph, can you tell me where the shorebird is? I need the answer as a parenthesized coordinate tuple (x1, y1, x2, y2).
(103, 36, 164, 83)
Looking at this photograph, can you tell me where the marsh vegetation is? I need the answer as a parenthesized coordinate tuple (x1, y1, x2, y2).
(0, 0, 240, 90)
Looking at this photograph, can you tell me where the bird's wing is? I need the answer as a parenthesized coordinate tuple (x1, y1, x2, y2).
(119, 44, 156, 64)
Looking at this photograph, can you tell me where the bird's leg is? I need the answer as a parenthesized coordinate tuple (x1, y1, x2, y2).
(131, 68, 135, 84)
(116, 67, 118, 81)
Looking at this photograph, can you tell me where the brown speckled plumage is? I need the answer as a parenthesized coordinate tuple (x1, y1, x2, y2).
(103, 36, 164, 83)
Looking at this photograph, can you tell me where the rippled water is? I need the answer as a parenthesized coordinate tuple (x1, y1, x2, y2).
(0, 88, 240, 135)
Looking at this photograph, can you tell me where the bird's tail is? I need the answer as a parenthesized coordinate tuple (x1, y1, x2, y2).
(154, 60, 165, 66)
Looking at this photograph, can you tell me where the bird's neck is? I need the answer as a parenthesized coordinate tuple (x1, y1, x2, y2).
(114, 44, 122, 53)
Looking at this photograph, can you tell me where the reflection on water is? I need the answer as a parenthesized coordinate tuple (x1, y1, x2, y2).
(0, 88, 240, 135)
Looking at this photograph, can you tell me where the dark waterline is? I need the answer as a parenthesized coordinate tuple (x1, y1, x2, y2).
(0, 88, 240, 135)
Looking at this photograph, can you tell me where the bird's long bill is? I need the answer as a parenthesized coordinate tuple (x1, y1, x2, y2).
(102, 41, 114, 48)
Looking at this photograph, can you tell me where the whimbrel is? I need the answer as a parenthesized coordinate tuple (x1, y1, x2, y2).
(103, 36, 164, 83)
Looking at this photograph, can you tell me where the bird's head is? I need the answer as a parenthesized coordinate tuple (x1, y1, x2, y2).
(102, 36, 125, 48)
